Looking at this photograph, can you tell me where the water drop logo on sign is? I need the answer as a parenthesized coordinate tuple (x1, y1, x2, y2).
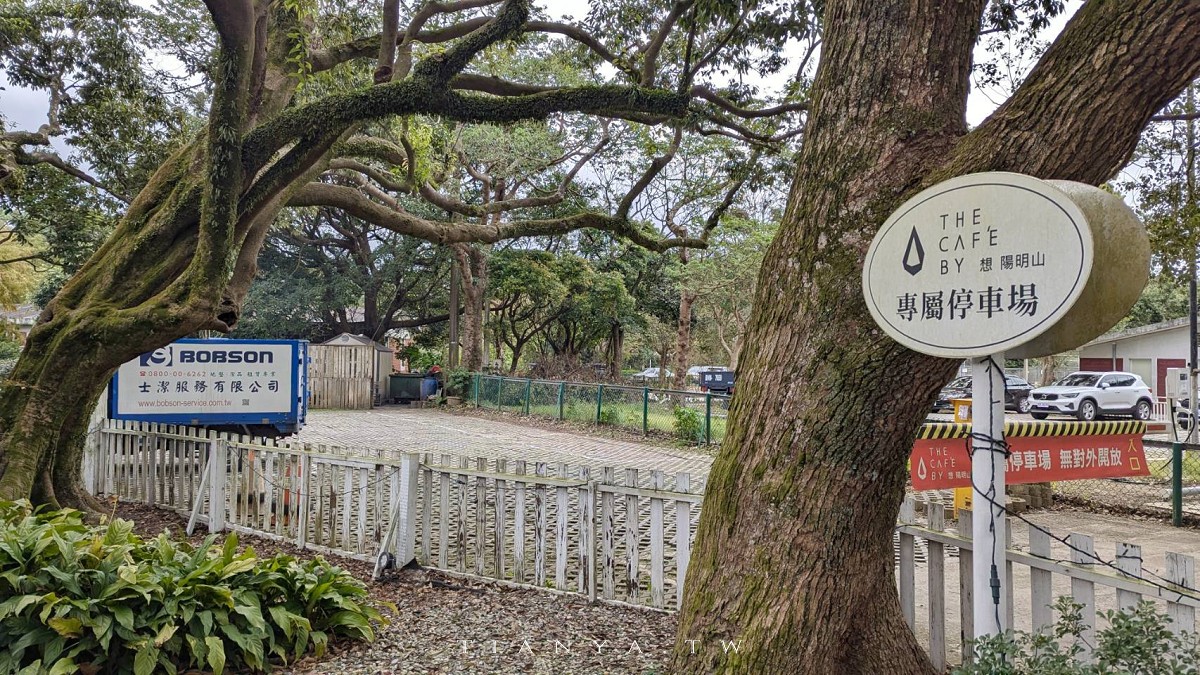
(862, 172, 1094, 358)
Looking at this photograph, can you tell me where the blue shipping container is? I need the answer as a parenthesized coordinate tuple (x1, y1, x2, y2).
(109, 338, 309, 435)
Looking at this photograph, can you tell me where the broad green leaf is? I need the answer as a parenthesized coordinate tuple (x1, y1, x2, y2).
(0, 594, 40, 619)
(205, 636, 226, 675)
(221, 533, 238, 563)
(134, 645, 159, 675)
(154, 622, 177, 647)
(48, 657, 78, 675)
(111, 605, 134, 631)
(220, 557, 256, 578)
(47, 616, 83, 637)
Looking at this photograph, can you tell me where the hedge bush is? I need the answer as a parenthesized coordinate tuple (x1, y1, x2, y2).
(0, 501, 384, 674)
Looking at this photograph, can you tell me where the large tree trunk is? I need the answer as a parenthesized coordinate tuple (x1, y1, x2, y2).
(0, 4, 298, 509)
(675, 0, 1200, 671)
(0, 144, 228, 506)
(675, 1, 982, 671)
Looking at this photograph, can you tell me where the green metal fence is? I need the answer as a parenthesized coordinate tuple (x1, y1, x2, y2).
(472, 375, 730, 445)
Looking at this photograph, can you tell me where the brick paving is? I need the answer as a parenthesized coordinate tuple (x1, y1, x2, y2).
(294, 406, 715, 482)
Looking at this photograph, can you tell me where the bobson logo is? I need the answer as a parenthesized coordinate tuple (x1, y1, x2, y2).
(137, 346, 274, 366)
(139, 347, 173, 367)
(179, 349, 274, 364)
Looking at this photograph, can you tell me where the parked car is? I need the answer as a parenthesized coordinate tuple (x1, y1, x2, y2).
(933, 375, 1034, 414)
(1027, 371, 1153, 421)
(630, 367, 673, 383)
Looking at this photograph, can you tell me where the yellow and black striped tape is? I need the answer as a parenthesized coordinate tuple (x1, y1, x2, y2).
(917, 419, 1145, 439)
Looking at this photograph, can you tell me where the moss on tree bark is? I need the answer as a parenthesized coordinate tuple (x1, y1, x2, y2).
(674, 0, 1200, 672)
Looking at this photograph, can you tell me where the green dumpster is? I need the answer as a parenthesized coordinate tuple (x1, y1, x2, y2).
(388, 373, 424, 402)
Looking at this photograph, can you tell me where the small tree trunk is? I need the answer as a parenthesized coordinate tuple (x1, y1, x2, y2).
(606, 322, 624, 379)
(453, 244, 488, 371)
(673, 291, 696, 389)
(728, 335, 742, 372)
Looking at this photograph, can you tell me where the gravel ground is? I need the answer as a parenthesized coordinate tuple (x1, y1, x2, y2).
(118, 503, 677, 674)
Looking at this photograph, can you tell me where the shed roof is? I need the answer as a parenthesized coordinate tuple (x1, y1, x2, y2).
(1082, 317, 1191, 348)
(321, 332, 391, 351)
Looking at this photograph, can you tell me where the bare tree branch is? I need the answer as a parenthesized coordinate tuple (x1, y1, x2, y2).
(451, 73, 556, 96)
(691, 86, 808, 118)
(15, 151, 130, 202)
(291, 182, 706, 252)
(618, 126, 683, 219)
(1151, 112, 1200, 122)
(641, 1, 692, 86)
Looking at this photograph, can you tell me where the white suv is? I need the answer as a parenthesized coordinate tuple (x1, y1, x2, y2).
(1028, 371, 1154, 422)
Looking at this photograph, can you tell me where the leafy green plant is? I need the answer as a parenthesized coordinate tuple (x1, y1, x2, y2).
(0, 501, 385, 674)
(599, 406, 623, 426)
(958, 597, 1200, 674)
(673, 405, 704, 444)
(445, 368, 473, 398)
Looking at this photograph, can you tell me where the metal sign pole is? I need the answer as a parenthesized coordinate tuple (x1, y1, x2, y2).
(971, 355, 1007, 637)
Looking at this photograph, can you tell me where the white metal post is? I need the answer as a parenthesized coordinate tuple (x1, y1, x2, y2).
(971, 356, 1008, 638)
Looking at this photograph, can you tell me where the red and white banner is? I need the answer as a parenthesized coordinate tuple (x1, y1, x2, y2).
(910, 434, 1150, 491)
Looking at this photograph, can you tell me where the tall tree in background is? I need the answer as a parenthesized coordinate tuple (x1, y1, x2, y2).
(676, 2, 1200, 672)
(235, 207, 453, 341)
(674, 216, 775, 370)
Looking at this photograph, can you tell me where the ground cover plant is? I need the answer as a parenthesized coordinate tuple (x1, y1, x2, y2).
(0, 500, 384, 674)
(958, 597, 1200, 674)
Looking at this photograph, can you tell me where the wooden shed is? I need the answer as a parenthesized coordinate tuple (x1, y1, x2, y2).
(309, 333, 393, 408)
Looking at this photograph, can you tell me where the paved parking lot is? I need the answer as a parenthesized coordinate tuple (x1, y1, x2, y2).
(295, 407, 714, 480)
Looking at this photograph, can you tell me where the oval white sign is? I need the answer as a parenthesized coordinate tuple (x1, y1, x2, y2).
(862, 172, 1093, 358)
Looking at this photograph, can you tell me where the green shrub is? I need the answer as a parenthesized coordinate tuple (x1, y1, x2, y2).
(958, 597, 1200, 674)
(598, 406, 623, 426)
(445, 369, 473, 397)
(0, 500, 384, 674)
(673, 405, 704, 443)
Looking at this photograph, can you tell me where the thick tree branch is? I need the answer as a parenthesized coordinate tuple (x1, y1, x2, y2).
(949, 0, 1200, 184)
(375, 0, 402, 83)
(328, 158, 415, 194)
(411, 0, 528, 86)
(190, 0, 256, 297)
(641, 1, 692, 86)
(450, 73, 556, 96)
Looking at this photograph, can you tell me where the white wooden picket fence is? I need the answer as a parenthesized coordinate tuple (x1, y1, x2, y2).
(83, 420, 1200, 648)
(83, 420, 701, 610)
(896, 495, 1200, 669)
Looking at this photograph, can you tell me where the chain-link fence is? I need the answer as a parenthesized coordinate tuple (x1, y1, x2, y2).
(473, 375, 730, 445)
(1051, 439, 1200, 523)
